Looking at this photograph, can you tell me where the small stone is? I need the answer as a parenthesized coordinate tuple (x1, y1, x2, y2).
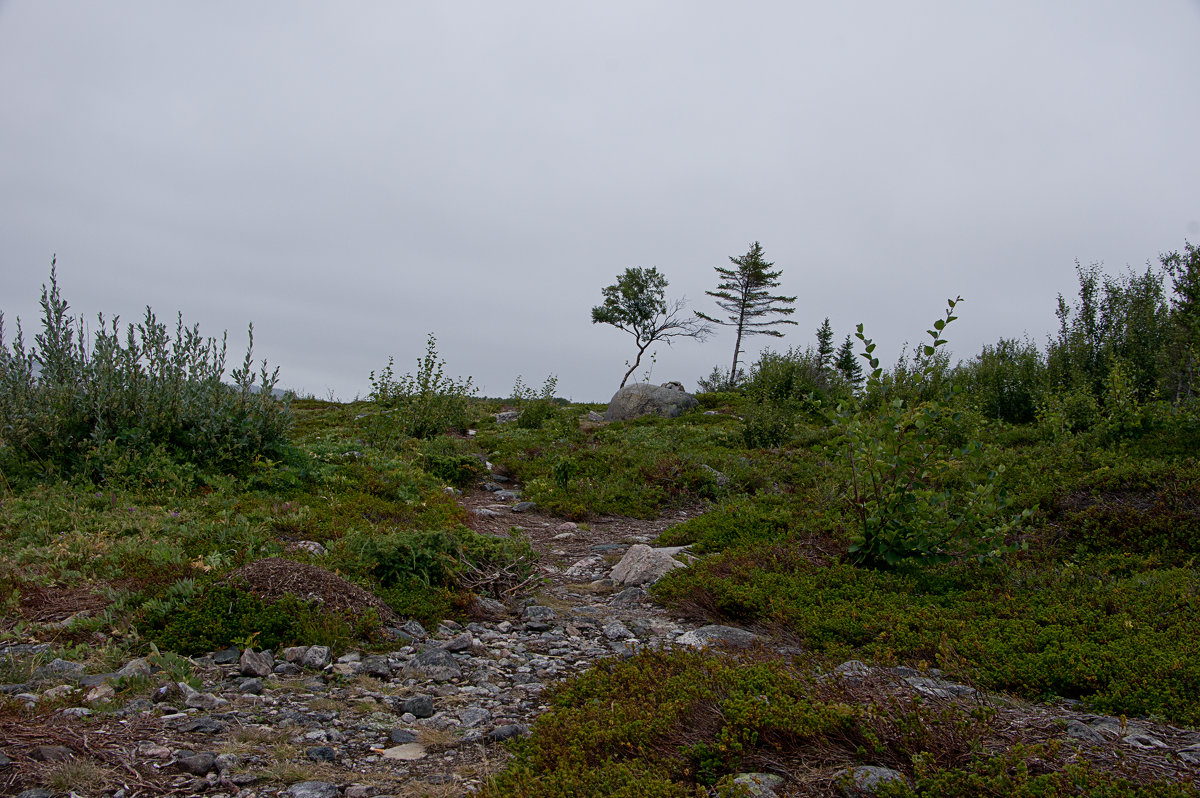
(41, 684, 77, 700)
(287, 782, 340, 798)
(487, 724, 529, 741)
(239, 648, 274, 677)
(403, 648, 463, 682)
(512, 501, 537, 513)
(611, 586, 648, 605)
(836, 765, 906, 796)
(115, 657, 151, 680)
(212, 647, 240, 665)
(239, 677, 263, 695)
(215, 753, 240, 772)
(381, 743, 427, 760)
(30, 745, 74, 762)
(442, 632, 474, 652)
(459, 707, 491, 728)
(676, 625, 759, 649)
(307, 746, 338, 762)
(138, 743, 172, 758)
(1066, 721, 1105, 743)
(390, 728, 418, 744)
(85, 683, 116, 703)
(282, 646, 309, 663)
(0, 751, 10, 768)
(33, 658, 86, 681)
(302, 645, 332, 669)
(733, 772, 785, 797)
(402, 619, 427, 639)
(176, 752, 217, 775)
(274, 661, 303, 675)
(361, 654, 392, 677)
(17, 790, 54, 798)
(401, 695, 435, 718)
(174, 717, 226, 735)
(603, 620, 633, 640)
(345, 786, 371, 798)
(834, 660, 873, 679)
(609, 544, 686, 586)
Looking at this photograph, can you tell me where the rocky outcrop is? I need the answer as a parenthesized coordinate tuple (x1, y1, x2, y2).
(604, 382, 698, 421)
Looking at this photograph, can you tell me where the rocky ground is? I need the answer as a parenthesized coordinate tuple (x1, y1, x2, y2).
(2, 479, 1200, 797)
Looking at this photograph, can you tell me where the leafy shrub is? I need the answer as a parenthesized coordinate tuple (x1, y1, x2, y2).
(349, 526, 535, 597)
(0, 263, 291, 482)
(657, 494, 800, 553)
(740, 400, 796, 448)
(512, 374, 560, 429)
(955, 337, 1045, 424)
(366, 333, 475, 442)
(835, 299, 1030, 567)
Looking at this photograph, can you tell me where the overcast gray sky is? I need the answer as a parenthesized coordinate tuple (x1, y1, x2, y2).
(3, 1, 1198, 402)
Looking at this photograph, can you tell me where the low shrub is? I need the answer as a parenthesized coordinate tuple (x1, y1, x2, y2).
(366, 333, 475, 442)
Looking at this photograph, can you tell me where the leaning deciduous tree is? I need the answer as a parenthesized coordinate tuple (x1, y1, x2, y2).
(696, 241, 797, 385)
(592, 267, 711, 388)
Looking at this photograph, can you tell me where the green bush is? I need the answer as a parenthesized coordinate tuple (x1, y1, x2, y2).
(366, 333, 475, 442)
(512, 374, 560, 429)
(835, 299, 1029, 567)
(140, 582, 381, 654)
(955, 337, 1045, 424)
(0, 263, 291, 482)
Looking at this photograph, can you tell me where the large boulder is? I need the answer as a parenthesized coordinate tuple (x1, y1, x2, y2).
(604, 383, 698, 422)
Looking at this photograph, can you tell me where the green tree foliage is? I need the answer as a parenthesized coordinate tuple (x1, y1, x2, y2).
(1160, 240, 1200, 401)
(1047, 261, 1169, 403)
(0, 260, 290, 482)
(957, 337, 1045, 424)
(815, 317, 835, 375)
(591, 267, 711, 388)
(834, 333, 863, 387)
(695, 242, 797, 386)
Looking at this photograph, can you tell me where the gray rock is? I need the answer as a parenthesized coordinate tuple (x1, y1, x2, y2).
(610, 544, 685, 586)
(835, 765, 907, 796)
(33, 658, 86, 681)
(401, 695, 435, 718)
(361, 655, 393, 677)
(495, 411, 520, 424)
(676, 625, 759, 649)
(513, 501, 538, 513)
(604, 383, 699, 421)
(611, 586, 648, 605)
(459, 706, 491, 728)
(834, 660, 873, 679)
(115, 657, 151, 680)
(302, 645, 331, 669)
(0, 750, 10, 767)
(239, 648, 274, 677)
(176, 752, 217, 775)
(390, 728, 418, 744)
(488, 723, 529, 741)
(307, 746, 338, 762)
(1123, 733, 1167, 749)
(212, 647, 240, 665)
(30, 745, 74, 762)
(733, 772, 785, 797)
(495, 490, 521, 501)
(239, 677, 263, 695)
(173, 717, 226, 735)
(903, 675, 977, 700)
(402, 619, 427, 639)
(215, 753, 240, 773)
(443, 632, 474, 652)
(17, 790, 54, 798)
(287, 782, 340, 798)
(1179, 743, 1200, 764)
(474, 595, 508, 616)
(274, 661, 303, 675)
(403, 648, 463, 682)
(523, 605, 558, 623)
(282, 646, 309, 663)
(1066, 721, 1105, 743)
(603, 620, 633, 640)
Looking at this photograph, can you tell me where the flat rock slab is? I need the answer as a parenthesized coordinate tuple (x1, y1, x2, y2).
(381, 743, 427, 761)
(676, 625, 760, 649)
(402, 648, 463, 681)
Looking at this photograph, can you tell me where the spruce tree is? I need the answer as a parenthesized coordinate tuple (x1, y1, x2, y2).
(835, 334, 863, 387)
(695, 242, 797, 385)
(816, 317, 835, 373)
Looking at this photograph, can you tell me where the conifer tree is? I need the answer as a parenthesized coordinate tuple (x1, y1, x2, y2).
(816, 317, 835, 373)
(835, 334, 863, 387)
(696, 242, 797, 385)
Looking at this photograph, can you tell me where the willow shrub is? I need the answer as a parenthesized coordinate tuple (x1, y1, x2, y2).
(0, 263, 291, 483)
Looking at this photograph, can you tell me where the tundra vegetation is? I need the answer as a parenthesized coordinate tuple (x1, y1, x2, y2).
(1, 243, 1198, 796)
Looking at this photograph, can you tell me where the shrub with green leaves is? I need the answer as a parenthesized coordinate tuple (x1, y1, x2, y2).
(366, 333, 475, 442)
(511, 374, 560, 429)
(834, 298, 1029, 567)
(0, 262, 291, 482)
